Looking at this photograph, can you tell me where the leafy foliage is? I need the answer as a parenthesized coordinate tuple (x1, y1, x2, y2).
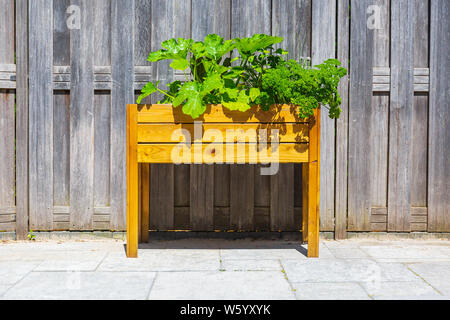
(137, 34, 347, 119)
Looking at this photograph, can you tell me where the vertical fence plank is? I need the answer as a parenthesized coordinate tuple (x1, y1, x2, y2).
(428, 0, 450, 232)
(29, 0, 54, 230)
(0, 0, 15, 233)
(348, 0, 374, 231)
(370, 0, 390, 212)
(311, 0, 336, 231)
(52, 0, 70, 226)
(69, 0, 95, 230)
(15, 0, 29, 238)
(191, 0, 228, 231)
(335, 0, 350, 239)
(411, 0, 429, 209)
(94, 0, 112, 212)
(388, 0, 414, 231)
(111, 0, 135, 230)
(230, 0, 270, 231)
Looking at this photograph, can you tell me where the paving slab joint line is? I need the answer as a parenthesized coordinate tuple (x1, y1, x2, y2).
(218, 249, 224, 271)
(94, 251, 110, 272)
(0, 264, 38, 298)
(146, 272, 158, 300)
(404, 264, 444, 296)
(278, 259, 297, 298)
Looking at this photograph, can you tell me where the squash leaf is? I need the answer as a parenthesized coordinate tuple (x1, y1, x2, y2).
(234, 34, 284, 58)
(137, 81, 159, 104)
(203, 34, 236, 60)
(147, 38, 193, 62)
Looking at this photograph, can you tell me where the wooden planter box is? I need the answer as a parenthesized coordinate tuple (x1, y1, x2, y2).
(126, 104, 320, 258)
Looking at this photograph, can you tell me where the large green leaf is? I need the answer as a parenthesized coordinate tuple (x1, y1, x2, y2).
(170, 58, 190, 71)
(201, 74, 223, 95)
(137, 81, 159, 104)
(203, 34, 236, 60)
(172, 82, 205, 119)
(222, 90, 251, 112)
(234, 34, 284, 57)
(147, 38, 193, 62)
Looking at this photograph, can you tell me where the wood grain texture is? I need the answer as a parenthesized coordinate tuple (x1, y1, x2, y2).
(348, 0, 374, 231)
(111, 0, 134, 230)
(370, 0, 389, 210)
(334, 0, 349, 239)
(307, 108, 320, 257)
(149, 164, 174, 230)
(311, 0, 335, 232)
(137, 123, 308, 143)
(428, 0, 450, 232)
(29, 0, 54, 230)
(388, 0, 414, 232)
(70, 0, 95, 230)
(15, 0, 29, 238)
(126, 104, 138, 257)
(136, 104, 307, 123)
(411, 0, 429, 208)
(137, 143, 308, 164)
(0, 0, 16, 232)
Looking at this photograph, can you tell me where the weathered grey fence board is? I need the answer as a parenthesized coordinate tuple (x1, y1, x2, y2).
(0, 0, 16, 234)
(70, 0, 95, 230)
(348, 0, 374, 231)
(15, 0, 29, 239)
(29, 0, 54, 230)
(52, 92, 70, 207)
(110, 0, 134, 230)
(411, 0, 429, 209)
(335, 0, 350, 239)
(428, 0, 450, 232)
(94, 0, 112, 213)
(388, 0, 414, 232)
(272, 0, 311, 60)
(368, 0, 390, 232)
(312, 0, 336, 231)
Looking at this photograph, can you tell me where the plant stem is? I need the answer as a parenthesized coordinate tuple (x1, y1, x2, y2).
(157, 88, 175, 100)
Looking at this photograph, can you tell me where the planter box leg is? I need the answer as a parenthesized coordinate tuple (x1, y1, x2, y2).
(127, 105, 138, 258)
(307, 108, 320, 258)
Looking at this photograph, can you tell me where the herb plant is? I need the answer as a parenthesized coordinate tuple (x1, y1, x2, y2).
(137, 34, 347, 119)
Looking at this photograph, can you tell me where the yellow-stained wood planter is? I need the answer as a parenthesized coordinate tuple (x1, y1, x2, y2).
(127, 104, 320, 258)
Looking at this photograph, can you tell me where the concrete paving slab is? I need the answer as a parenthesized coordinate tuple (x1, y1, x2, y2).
(34, 252, 107, 271)
(407, 262, 450, 295)
(0, 285, 11, 297)
(281, 259, 419, 283)
(98, 249, 220, 272)
(327, 247, 372, 259)
(220, 243, 334, 260)
(221, 259, 282, 271)
(2, 272, 156, 300)
(148, 271, 295, 300)
(291, 282, 370, 300)
(361, 245, 450, 262)
(0, 261, 41, 285)
(361, 280, 440, 299)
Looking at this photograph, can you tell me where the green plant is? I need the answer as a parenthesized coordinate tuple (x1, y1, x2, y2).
(27, 230, 36, 241)
(137, 34, 347, 119)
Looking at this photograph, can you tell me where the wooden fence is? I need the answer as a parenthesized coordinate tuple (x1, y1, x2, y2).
(0, 0, 448, 239)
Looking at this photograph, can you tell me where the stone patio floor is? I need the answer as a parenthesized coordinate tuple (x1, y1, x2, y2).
(1, 237, 449, 300)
